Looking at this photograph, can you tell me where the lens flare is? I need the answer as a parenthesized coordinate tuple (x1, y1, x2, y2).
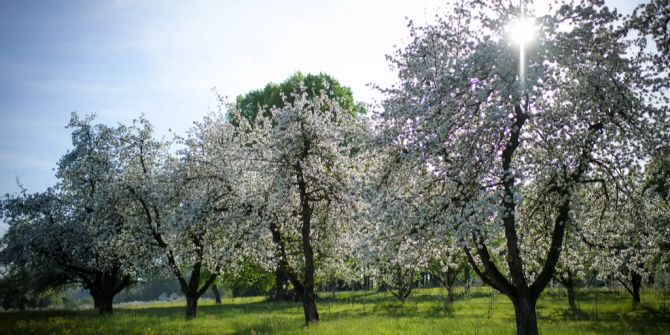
(508, 17, 535, 85)
(509, 19, 535, 46)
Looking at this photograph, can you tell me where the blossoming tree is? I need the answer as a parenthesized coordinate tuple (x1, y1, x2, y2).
(233, 72, 367, 301)
(376, 1, 668, 334)
(237, 85, 367, 324)
(0, 114, 146, 314)
(121, 116, 259, 318)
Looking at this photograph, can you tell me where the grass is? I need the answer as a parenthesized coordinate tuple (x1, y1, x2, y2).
(1, 287, 669, 334)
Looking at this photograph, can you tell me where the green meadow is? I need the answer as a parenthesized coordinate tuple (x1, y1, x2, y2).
(1, 287, 669, 335)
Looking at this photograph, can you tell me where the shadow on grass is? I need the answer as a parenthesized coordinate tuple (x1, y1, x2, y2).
(424, 303, 457, 318)
(559, 306, 670, 335)
(2, 288, 668, 335)
(552, 306, 591, 321)
(116, 299, 305, 320)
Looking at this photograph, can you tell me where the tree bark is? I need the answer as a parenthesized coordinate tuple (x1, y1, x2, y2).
(621, 270, 643, 307)
(273, 268, 290, 301)
(90, 289, 115, 315)
(446, 266, 457, 303)
(463, 265, 471, 293)
(300, 229, 319, 324)
(92, 293, 101, 310)
(87, 270, 131, 315)
(212, 285, 222, 304)
(512, 295, 539, 335)
(295, 160, 319, 325)
(181, 266, 218, 319)
(556, 271, 577, 309)
(172, 263, 218, 319)
(302, 289, 319, 323)
(632, 271, 642, 305)
(98, 295, 114, 315)
(185, 294, 199, 319)
(567, 284, 576, 310)
(447, 285, 455, 303)
(270, 220, 292, 302)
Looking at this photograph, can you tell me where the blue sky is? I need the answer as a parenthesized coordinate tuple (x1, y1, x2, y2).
(0, 0, 642, 233)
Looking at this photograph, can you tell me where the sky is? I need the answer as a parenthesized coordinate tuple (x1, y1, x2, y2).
(0, 0, 643, 234)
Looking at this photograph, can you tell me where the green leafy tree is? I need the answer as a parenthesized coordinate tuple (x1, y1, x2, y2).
(233, 72, 366, 126)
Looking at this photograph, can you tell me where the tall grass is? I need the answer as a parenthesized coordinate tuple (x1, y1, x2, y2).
(1, 287, 668, 334)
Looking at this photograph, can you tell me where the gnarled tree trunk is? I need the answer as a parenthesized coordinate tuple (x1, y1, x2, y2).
(86, 268, 132, 315)
(385, 266, 415, 303)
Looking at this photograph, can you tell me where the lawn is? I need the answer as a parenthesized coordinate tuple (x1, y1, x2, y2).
(1, 287, 669, 334)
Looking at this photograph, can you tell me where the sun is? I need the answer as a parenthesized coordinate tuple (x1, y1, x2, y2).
(509, 18, 535, 46)
(508, 16, 536, 84)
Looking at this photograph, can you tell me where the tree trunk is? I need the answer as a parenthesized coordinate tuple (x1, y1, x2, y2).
(295, 161, 319, 325)
(463, 265, 471, 293)
(270, 220, 292, 302)
(91, 291, 114, 315)
(300, 255, 319, 323)
(87, 269, 131, 315)
(557, 272, 577, 310)
(512, 295, 539, 335)
(98, 295, 114, 315)
(632, 271, 642, 305)
(212, 285, 222, 304)
(87, 269, 132, 315)
(447, 285, 455, 303)
(92, 293, 101, 309)
(302, 288, 319, 323)
(331, 281, 337, 299)
(274, 268, 290, 301)
(567, 284, 576, 310)
(175, 263, 218, 319)
(445, 266, 458, 303)
(186, 294, 199, 319)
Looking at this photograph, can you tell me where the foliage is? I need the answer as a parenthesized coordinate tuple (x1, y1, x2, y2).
(219, 260, 274, 297)
(233, 72, 366, 126)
